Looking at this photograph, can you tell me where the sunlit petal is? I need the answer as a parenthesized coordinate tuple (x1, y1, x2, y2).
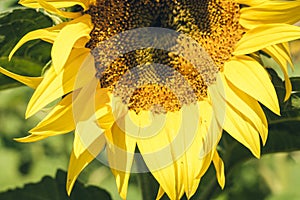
(105, 123, 136, 199)
(20, 0, 91, 10)
(67, 132, 106, 195)
(52, 15, 92, 73)
(263, 44, 292, 101)
(234, 24, 300, 55)
(240, 0, 300, 29)
(29, 93, 75, 136)
(25, 49, 92, 118)
(0, 67, 42, 88)
(224, 55, 280, 115)
(213, 150, 225, 189)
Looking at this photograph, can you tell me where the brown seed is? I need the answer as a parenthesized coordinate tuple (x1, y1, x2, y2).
(86, 0, 244, 113)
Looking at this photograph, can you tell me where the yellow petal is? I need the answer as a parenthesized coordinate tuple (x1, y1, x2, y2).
(52, 14, 92, 73)
(67, 132, 106, 195)
(29, 93, 75, 136)
(136, 111, 183, 199)
(25, 48, 92, 118)
(234, 24, 300, 55)
(20, 0, 91, 10)
(200, 84, 225, 177)
(0, 67, 42, 88)
(9, 29, 58, 60)
(224, 55, 280, 115)
(136, 106, 202, 199)
(67, 83, 111, 194)
(209, 81, 261, 158)
(131, 102, 217, 199)
(182, 102, 218, 198)
(73, 85, 113, 153)
(199, 98, 223, 161)
(72, 81, 108, 127)
(219, 74, 268, 144)
(281, 42, 294, 70)
(240, 1, 300, 29)
(226, 105, 261, 158)
(179, 104, 203, 198)
(235, 0, 267, 6)
(14, 134, 48, 142)
(156, 187, 165, 200)
(73, 37, 90, 48)
(226, 106, 261, 158)
(248, 52, 262, 64)
(105, 122, 136, 199)
(263, 44, 292, 101)
(73, 83, 112, 156)
(9, 13, 92, 61)
(96, 109, 114, 130)
(212, 150, 225, 189)
(36, 0, 81, 18)
(20, 86, 110, 142)
(197, 151, 214, 181)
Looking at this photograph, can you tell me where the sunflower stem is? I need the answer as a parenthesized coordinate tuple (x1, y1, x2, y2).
(137, 172, 159, 200)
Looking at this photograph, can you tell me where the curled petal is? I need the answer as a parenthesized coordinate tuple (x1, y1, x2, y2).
(0, 67, 42, 88)
(25, 48, 92, 118)
(52, 15, 92, 73)
(263, 44, 293, 101)
(29, 93, 75, 137)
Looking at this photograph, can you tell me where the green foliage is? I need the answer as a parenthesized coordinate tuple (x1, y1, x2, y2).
(0, 0, 19, 11)
(0, 169, 112, 200)
(0, 8, 52, 90)
(0, 87, 72, 193)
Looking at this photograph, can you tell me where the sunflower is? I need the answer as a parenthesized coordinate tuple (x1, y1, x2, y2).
(1, 0, 300, 199)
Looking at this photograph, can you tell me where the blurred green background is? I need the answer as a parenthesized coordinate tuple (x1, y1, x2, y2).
(0, 1, 300, 200)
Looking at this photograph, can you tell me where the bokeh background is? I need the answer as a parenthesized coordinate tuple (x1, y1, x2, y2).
(0, 1, 300, 199)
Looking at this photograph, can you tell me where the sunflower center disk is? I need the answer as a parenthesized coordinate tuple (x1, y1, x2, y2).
(86, 0, 243, 113)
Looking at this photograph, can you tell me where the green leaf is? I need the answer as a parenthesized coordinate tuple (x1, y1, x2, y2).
(0, 169, 112, 200)
(0, 8, 53, 90)
(290, 77, 300, 92)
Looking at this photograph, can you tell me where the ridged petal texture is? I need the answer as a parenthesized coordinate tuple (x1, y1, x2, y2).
(234, 24, 300, 55)
(240, 0, 300, 29)
(134, 101, 221, 199)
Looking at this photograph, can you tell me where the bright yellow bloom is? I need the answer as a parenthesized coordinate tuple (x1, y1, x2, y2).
(1, 0, 300, 199)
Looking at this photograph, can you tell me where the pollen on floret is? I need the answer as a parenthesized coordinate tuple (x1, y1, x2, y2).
(85, 0, 244, 113)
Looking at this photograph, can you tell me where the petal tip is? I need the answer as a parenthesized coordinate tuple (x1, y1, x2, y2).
(13, 137, 27, 143)
(66, 179, 74, 197)
(25, 105, 36, 119)
(13, 134, 46, 143)
(254, 152, 261, 159)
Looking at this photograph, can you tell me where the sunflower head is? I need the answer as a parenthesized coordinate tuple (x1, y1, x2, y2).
(2, 0, 300, 199)
(86, 0, 244, 114)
